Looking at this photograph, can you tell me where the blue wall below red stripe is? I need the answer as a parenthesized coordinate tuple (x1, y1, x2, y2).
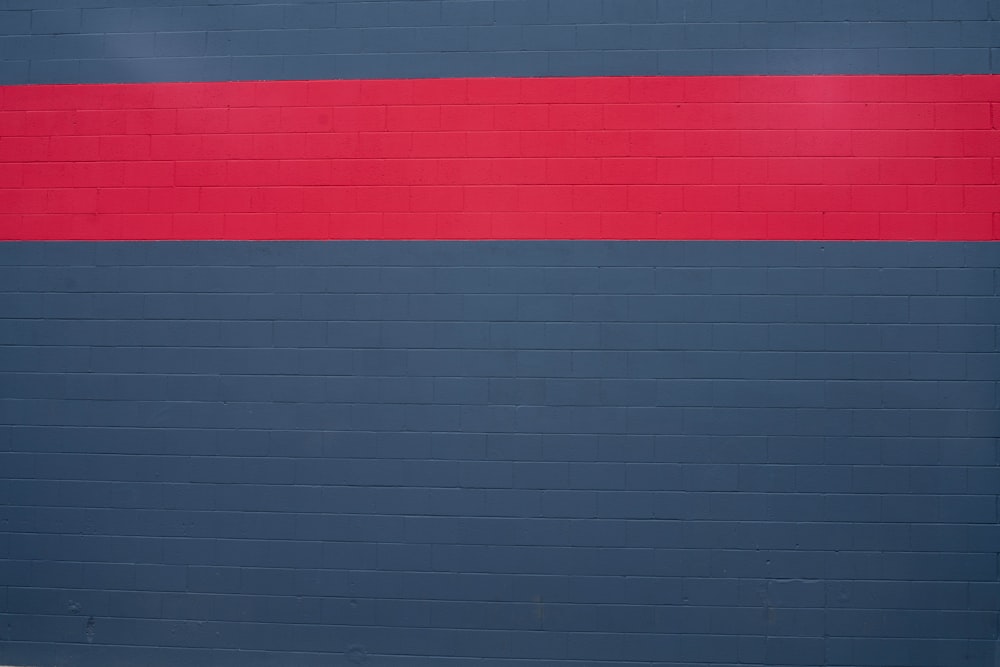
(2, 241, 998, 667)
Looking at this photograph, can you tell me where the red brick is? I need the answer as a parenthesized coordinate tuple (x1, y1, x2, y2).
(175, 160, 228, 187)
(574, 130, 630, 157)
(630, 77, 685, 103)
(201, 134, 255, 160)
(250, 187, 304, 213)
(937, 213, 993, 240)
(795, 130, 852, 157)
(125, 108, 177, 135)
(712, 212, 767, 239)
(334, 106, 386, 132)
(0, 163, 22, 187)
(46, 188, 97, 213)
(549, 104, 603, 130)
(684, 76, 740, 103)
(629, 130, 684, 157)
(356, 186, 409, 212)
(200, 187, 254, 213)
(546, 158, 602, 185)
(656, 212, 712, 239)
(97, 187, 149, 213)
(176, 108, 228, 134)
(98, 135, 150, 161)
(823, 212, 879, 240)
(440, 105, 493, 131)
(627, 185, 683, 212)
(879, 213, 935, 240)
(277, 160, 332, 186)
(467, 77, 520, 104)
(768, 158, 826, 185)
(436, 212, 492, 239)
(412, 78, 467, 105)
(517, 185, 573, 212)
(149, 187, 199, 213)
(464, 185, 520, 212)
(740, 185, 794, 212)
(657, 158, 712, 185)
(600, 158, 657, 185)
(712, 158, 768, 185)
(738, 76, 797, 103)
(437, 158, 491, 185)
(823, 158, 879, 185)
(359, 79, 413, 106)
(223, 213, 277, 239)
(934, 103, 992, 130)
(793, 77, 854, 103)
(492, 158, 546, 185)
(961, 130, 1000, 158)
(907, 186, 965, 213)
(850, 130, 907, 157)
(302, 186, 357, 213)
(851, 186, 907, 212)
(411, 131, 465, 158)
(739, 130, 796, 157)
(964, 186, 1000, 212)
(767, 212, 823, 239)
(573, 185, 627, 212)
(876, 103, 934, 130)
(253, 133, 307, 159)
(22, 110, 76, 136)
(302, 132, 361, 159)
(0, 214, 23, 239)
(329, 213, 382, 238)
(935, 158, 993, 185)
(411, 185, 463, 212)
(601, 211, 657, 238)
(491, 212, 548, 239)
(493, 104, 548, 131)
(229, 107, 281, 133)
(466, 131, 520, 158)
(122, 162, 174, 187)
(794, 185, 852, 212)
(151, 134, 202, 161)
(521, 131, 576, 158)
(273, 213, 329, 240)
(684, 186, 739, 212)
(306, 80, 362, 107)
(904, 130, 965, 157)
(387, 105, 441, 132)
(603, 104, 661, 130)
(683, 130, 741, 157)
(173, 213, 224, 239)
(878, 158, 935, 185)
(2, 136, 51, 161)
(545, 212, 603, 239)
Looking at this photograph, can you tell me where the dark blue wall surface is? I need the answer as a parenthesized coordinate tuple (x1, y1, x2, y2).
(0, 0, 998, 83)
(1, 242, 998, 666)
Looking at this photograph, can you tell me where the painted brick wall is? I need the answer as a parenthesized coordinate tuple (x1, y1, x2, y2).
(1, 2, 998, 667)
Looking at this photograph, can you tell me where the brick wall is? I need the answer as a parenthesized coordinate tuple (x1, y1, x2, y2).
(1, 2, 998, 666)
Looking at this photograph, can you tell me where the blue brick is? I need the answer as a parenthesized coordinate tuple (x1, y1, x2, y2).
(603, 0, 658, 21)
(656, 48, 713, 74)
(30, 9, 80, 34)
(879, 47, 936, 73)
(494, 0, 549, 24)
(441, 0, 494, 25)
(934, 0, 989, 19)
(657, 0, 712, 21)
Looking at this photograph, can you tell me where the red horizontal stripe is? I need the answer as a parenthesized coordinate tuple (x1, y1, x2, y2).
(1, 75, 997, 241)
